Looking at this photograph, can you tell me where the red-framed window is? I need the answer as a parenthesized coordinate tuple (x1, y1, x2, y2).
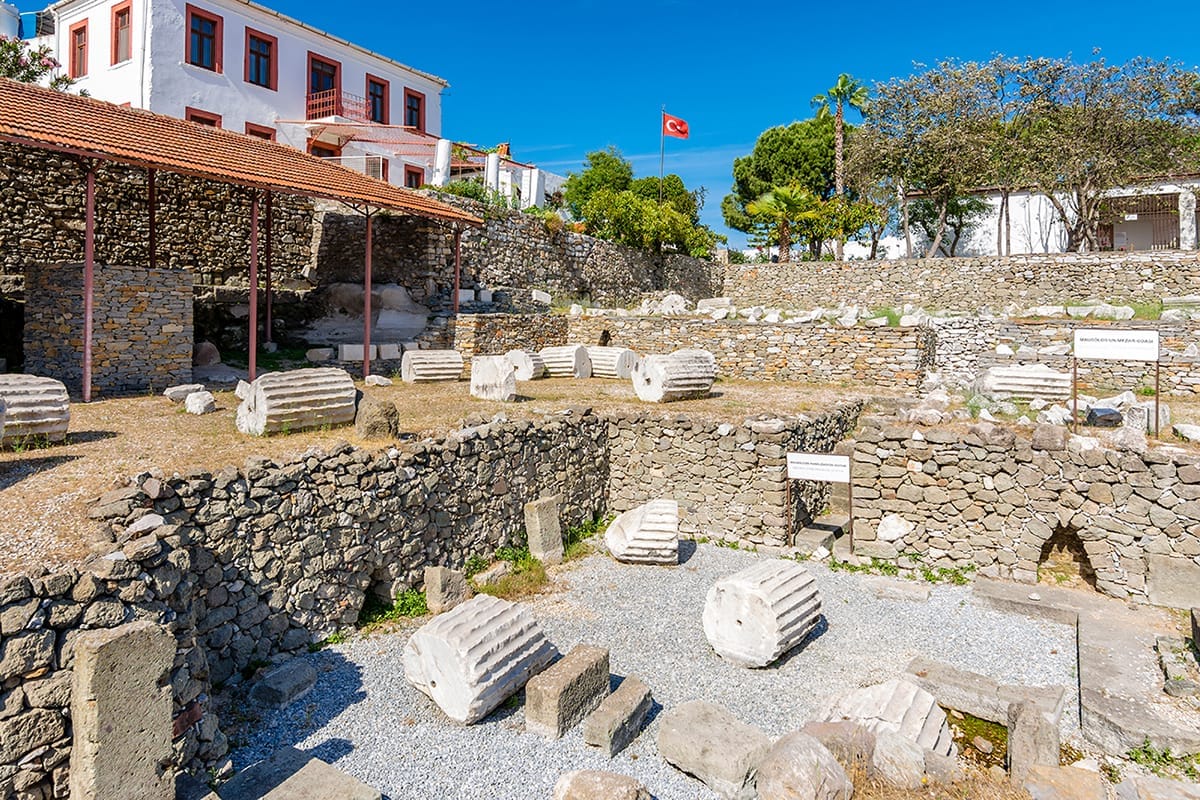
(244, 27, 277, 90)
(185, 107, 222, 127)
(403, 88, 425, 131)
(307, 52, 340, 95)
(404, 166, 424, 189)
(111, 1, 132, 64)
(366, 74, 389, 124)
(68, 20, 88, 78)
(185, 5, 222, 72)
(245, 122, 275, 141)
(308, 139, 341, 158)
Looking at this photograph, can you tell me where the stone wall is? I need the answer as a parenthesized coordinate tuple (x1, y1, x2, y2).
(725, 251, 1200, 312)
(23, 263, 193, 396)
(568, 316, 934, 388)
(447, 314, 570, 364)
(849, 417, 1200, 603)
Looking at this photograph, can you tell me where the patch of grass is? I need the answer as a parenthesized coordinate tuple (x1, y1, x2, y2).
(357, 589, 429, 631)
(828, 556, 900, 576)
(869, 306, 902, 326)
(564, 513, 614, 561)
(947, 709, 1008, 769)
(4, 434, 54, 453)
(1060, 742, 1085, 766)
(1127, 739, 1200, 781)
(714, 538, 741, 550)
(473, 556, 548, 600)
(1137, 385, 1157, 397)
(1100, 759, 1123, 784)
(920, 564, 976, 585)
(463, 554, 489, 578)
(1129, 300, 1163, 320)
(308, 631, 347, 651)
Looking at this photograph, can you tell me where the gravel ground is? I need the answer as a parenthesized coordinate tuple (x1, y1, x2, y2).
(230, 545, 1077, 800)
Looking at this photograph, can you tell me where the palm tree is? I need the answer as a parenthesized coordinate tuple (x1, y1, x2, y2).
(746, 186, 819, 262)
(812, 74, 870, 258)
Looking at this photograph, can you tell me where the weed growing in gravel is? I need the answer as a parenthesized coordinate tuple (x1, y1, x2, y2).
(563, 513, 614, 561)
(919, 564, 976, 585)
(5, 434, 53, 453)
(308, 631, 348, 651)
(828, 556, 899, 576)
(474, 547, 548, 599)
(357, 589, 428, 631)
(1127, 739, 1200, 780)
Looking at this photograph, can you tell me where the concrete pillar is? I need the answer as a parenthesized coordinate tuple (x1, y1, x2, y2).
(1179, 191, 1197, 250)
(521, 169, 545, 209)
(432, 138, 452, 187)
(485, 152, 500, 193)
(69, 621, 176, 800)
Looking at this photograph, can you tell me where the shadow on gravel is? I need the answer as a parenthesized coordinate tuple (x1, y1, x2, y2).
(0, 454, 80, 490)
(772, 616, 829, 669)
(66, 429, 118, 445)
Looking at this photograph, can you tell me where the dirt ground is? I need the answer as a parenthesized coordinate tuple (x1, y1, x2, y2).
(0, 378, 877, 576)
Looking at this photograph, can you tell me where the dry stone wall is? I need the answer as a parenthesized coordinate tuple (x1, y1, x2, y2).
(850, 416, 1200, 602)
(725, 251, 1200, 312)
(23, 262, 192, 396)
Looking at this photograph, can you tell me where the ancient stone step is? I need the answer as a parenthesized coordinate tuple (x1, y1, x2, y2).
(702, 560, 822, 667)
(586, 347, 638, 379)
(631, 349, 717, 403)
(795, 514, 850, 554)
(525, 644, 610, 739)
(0, 374, 70, 445)
(402, 594, 557, 724)
(816, 678, 956, 757)
(469, 356, 516, 401)
(604, 499, 679, 565)
(506, 349, 547, 380)
(235, 368, 357, 436)
(401, 350, 463, 383)
(540, 345, 591, 378)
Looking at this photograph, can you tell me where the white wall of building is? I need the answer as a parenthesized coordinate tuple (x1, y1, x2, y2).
(48, 0, 151, 105)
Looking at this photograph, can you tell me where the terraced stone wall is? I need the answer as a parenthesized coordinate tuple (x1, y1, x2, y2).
(850, 416, 1200, 604)
(725, 251, 1200, 312)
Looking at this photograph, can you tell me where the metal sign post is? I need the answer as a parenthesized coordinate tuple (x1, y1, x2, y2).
(786, 452, 853, 546)
(1072, 328, 1162, 439)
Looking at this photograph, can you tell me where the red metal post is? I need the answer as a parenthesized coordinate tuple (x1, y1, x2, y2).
(264, 192, 273, 343)
(147, 168, 157, 269)
(83, 166, 95, 402)
(363, 211, 373, 378)
(452, 226, 462, 314)
(248, 193, 259, 381)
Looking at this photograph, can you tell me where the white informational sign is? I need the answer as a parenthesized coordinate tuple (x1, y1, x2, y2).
(787, 452, 851, 483)
(1073, 328, 1160, 362)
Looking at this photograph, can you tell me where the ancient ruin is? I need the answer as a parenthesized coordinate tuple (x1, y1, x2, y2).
(702, 560, 822, 667)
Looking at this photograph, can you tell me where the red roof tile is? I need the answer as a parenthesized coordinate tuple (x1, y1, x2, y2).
(0, 78, 481, 226)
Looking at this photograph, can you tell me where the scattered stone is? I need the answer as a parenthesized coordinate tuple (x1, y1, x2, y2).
(69, 622, 175, 800)
(236, 368, 357, 436)
(0, 374, 70, 445)
(657, 700, 771, 800)
(525, 644, 610, 739)
(505, 349, 547, 381)
(470, 356, 518, 402)
(1032, 424, 1069, 451)
(193, 341, 221, 366)
(552, 770, 651, 800)
(163, 383, 205, 403)
(631, 349, 716, 403)
(337, 344, 376, 362)
(401, 350, 463, 383)
(1007, 701, 1059, 785)
(354, 393, 399, 440)
(972, 735, 994, 754)
(702, 560, 822, 667)
(249, 659, 318, 709)
(364, 374, 392, 386)
(974, 365, 1071, 401)
(524, 495, 564, 566)
(1085, 407, 1122, 428)
(530, 289, 552, 305)
(306, 347, 334, 363)
(905, 656, 1066, 727)
(756, 731, 853, 800)
(1156, 637, 1198, 697)
(604, 499, 679, 565)
(583, 675, 652, 757)
(401, 595, 557, 724)
(210, 745, 382, 800)
(816, 678, 955, 756)
(1174, 424, 1200, 442)
(423, 566, 470, 614)
(872, 731, 927, 789)
(184, 391, 217, 415)
(1023, 765, 1106, 800)
(540, 345, 592, 378)
(1116, 774, 1200, 800)
(376, 344, 402, 361)
(923, 749, 966, 784)
(799, 721, 877, 772)
(586, 347, 638, 379)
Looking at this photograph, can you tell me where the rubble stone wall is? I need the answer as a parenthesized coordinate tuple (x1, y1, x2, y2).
(849, 416, 1200, 602)
(725, 251, 1200, 312)
(22, 262, 193, 397)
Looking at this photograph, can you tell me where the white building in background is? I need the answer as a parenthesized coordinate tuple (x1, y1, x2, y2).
(19, 0, 557, 204)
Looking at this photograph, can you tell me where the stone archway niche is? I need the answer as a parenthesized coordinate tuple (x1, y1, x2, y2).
(1036, 525, 1098, 591)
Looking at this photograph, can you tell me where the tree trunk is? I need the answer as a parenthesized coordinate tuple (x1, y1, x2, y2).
(925, 201, 949, 258)
(1005, 193, 1012, 255)
(778, 221, 790, 262)
(834, 101, 845, 261)
(869, 225, 880, 260)
(996, 190, 1008, 256)
(900, 187, 913, 259)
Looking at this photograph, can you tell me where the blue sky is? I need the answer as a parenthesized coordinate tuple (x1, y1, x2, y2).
(20, 0, 1200, 247)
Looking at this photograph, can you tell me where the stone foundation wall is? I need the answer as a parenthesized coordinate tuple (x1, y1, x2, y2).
(725, 251, 1200, 312)
(568, 316, 933, 388)
(449, 314, 570, 361)
(23, 263, 193, 396)
(849, 417, 1200, 602)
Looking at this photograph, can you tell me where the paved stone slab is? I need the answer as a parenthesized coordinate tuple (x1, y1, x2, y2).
(69, 621, 175, 800)
(552, 770, 651, 800)
(1116, 774, 1200, 800)
(208, 746, 382, 800)
(905, 656, 1067, 725)
(657, 700, 771, 800)
(526, 644, 610, 739)
(249, 659, 318, 709)
(1147, 555, 1200, 609)
(424, 566, 469, 614)
(866, 577, 931, 602)
(164, 383, 205, 403)
(582, 675, 652, 757)
(1007, 701, 1059, 785)
(525, 495, 564, 566)
(1023, 765, 1106, 800)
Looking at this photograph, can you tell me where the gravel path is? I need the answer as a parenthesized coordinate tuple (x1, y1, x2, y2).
(230, 545, 1077, 800)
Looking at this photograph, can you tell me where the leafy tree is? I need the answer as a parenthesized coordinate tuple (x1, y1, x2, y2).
(0, 34, 75, 91)
(630, 174, 701, 225)
(722, 119, 836, 253)
(746, 186, 819, 262)
(812, 74, 870, 258)
(563, 147, 633, 218)
(909, 196, 989, 256)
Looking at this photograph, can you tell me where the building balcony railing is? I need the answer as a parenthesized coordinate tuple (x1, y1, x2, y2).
(306, 89, 370, 122)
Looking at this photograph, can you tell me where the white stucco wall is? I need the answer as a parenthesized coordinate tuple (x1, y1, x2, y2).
(49, 0, 152, 106)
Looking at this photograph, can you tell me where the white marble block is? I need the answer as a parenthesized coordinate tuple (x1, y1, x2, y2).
(0, 374, 70, 445)
(816, 678, 957, 756)
(631, 349, 717, 403)
(402, 595, 558, 724)
(604, 499, 679, 565)
(234, 368, 357, 436)
(337, 344, 377, 362)
(586, 347, 638, 379)
(539, 345, 592, 378)
(505, 349, 547, 381)
(703, 560, 822, 667)
(470, 356, 517, 401)
(400, 350, 464, 383)
(377, 343, 403, 360)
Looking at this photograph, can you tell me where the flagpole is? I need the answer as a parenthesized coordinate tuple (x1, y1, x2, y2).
(659, 105, 665, 205)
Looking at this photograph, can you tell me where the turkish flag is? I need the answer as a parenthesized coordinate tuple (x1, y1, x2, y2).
(663, 112, 689, 139)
